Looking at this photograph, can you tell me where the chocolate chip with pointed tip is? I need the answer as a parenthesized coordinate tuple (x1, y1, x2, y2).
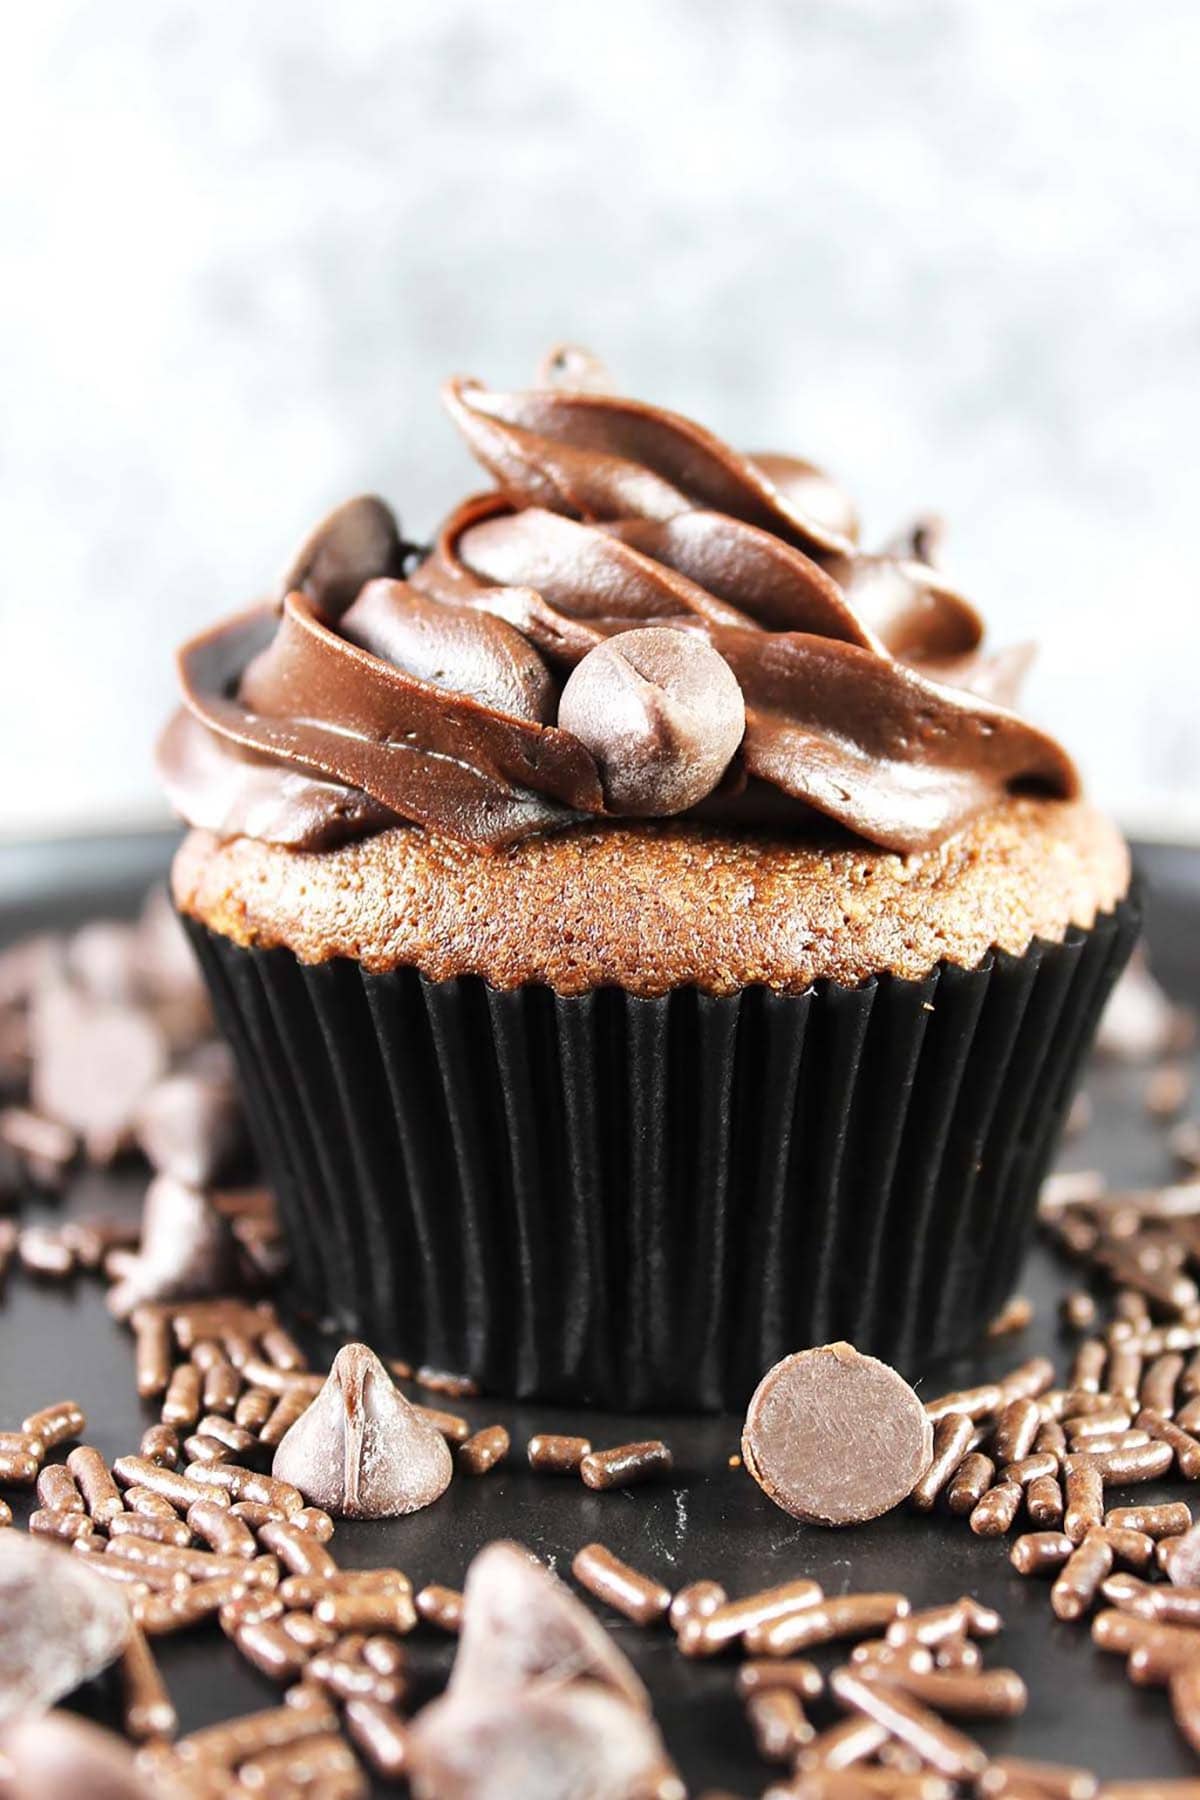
(448, 1540, 647, 1710)
(558, 626, 744, 816)
(279, 494, 404, 616)
(106, 1174, 240, 1321)
(271, 1343, 452, 1519)
(0, 934, 61, 1011)
(408, 1679, 676, 1800)
(134, 885, 209, 1009)
(0, 1534, 132, 1723)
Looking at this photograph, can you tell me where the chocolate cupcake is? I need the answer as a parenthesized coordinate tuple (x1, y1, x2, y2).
(160, 349, 1135, 1408)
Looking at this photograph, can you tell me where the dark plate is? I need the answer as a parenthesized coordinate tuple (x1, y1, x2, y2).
(1, 829, 1197, 1790)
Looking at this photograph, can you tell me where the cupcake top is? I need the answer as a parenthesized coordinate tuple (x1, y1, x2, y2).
(159, 347, 1078, 858)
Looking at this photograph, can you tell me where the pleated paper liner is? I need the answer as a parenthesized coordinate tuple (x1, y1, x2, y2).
(184, 891, 1138, 1411)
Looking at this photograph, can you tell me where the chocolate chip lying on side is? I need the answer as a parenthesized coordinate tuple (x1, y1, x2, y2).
(741, 1342, 934, 1527)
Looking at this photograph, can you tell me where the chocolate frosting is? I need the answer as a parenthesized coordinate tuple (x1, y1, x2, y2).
(158, 353, 1078, 855)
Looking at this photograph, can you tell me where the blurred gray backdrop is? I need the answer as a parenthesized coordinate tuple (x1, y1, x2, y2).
(2, 0, 1197, 839)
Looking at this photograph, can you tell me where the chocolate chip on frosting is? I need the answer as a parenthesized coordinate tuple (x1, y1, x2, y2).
(741, 1341, 934, 1527)
(160, 357, 1080, 855)
(271, 1342, 453, 1519)
(341, 579, 556, 724)
(132, 1062, 242, 1188)
(278, 494, 404, 617)
(557, 627, 745, 816)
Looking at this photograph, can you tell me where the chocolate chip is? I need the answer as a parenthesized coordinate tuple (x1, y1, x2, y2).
(407, 1680, 675, 1800)
(741, 1342, 934, 1526)
(410, 1548, 669, 1794)
(134, 886, 210, 1009)
(0, 1713, 152, 1800)
(343, 580, 556, 724)
(1145, 1062, 1190, 1120)
(271, 1343, 452, 1519)
(106, 1174, 240, 1320)
(278, 494, 404, 617)
(0, 935, 61, 1012)
(66, 921, 143, 1006)
(558, 626, 745, 815)
(1097, 949, 1193, 1063)
(29, 978, 167, 1165)
(0, 1533, 131, 1723)
(448, 1540, 648, 1709)
(132, 1067, 242, 1187)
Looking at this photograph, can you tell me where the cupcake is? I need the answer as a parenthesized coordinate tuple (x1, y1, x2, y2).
(160, 347, 1135, 1409)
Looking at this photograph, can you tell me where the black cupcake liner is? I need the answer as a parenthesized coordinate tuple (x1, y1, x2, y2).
(184, 891, 1138, 1410)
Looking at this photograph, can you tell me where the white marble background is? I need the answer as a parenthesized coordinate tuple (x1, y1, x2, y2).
(2, 0, 1197, 839)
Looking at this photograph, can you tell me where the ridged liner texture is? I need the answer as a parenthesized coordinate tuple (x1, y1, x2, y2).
(184, 891, 1139, 1410)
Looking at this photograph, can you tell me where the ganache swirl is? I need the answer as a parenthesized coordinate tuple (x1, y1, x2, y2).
(158, 350, 1078, 855)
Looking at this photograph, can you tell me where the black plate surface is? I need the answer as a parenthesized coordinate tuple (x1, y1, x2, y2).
(1, 830, 1197, 1790)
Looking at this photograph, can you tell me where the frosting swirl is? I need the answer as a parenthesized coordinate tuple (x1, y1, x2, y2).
(159, 353, 1077, 855)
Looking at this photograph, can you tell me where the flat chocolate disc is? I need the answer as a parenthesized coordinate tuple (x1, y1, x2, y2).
(741, 1341, 934, 1527)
